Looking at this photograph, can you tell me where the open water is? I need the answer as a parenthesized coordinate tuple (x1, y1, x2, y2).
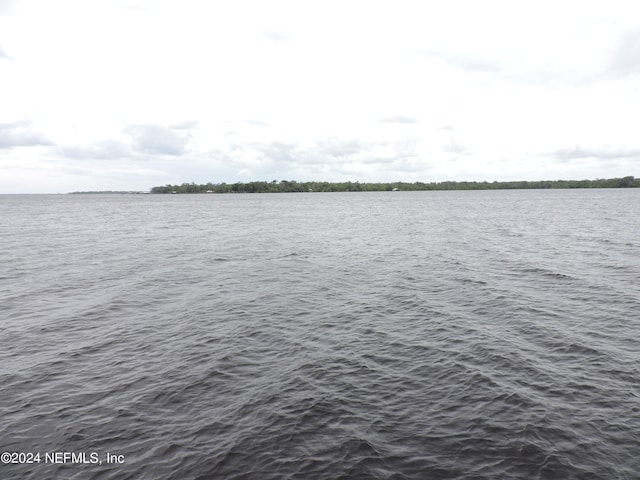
(1, 189, 639, 479)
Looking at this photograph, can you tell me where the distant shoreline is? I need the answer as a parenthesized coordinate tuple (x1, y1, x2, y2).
(149, 176, 638, 194)
(68, 191, 149, 195)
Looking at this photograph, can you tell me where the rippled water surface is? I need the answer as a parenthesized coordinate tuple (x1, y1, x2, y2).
(1, 190, 639, 479)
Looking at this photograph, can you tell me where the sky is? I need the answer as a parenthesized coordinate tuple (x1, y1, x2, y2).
(1, 0, 640, 193)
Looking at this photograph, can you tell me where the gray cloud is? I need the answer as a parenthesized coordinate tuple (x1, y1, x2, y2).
(546, 145, 640, 161)
(204, 135, 436, 181)
(607, 28, 640, 78)
(315, 137, 364, 157)
(238, 138, 378, 172)
(124, 124, 188, 156)
(0, 120, 53, 149)
(253, 141, 299, 163)
(0, 46, 11, 60)
(333, 154, 426, 176)
(379, 116, 416, 124)
(59, 140, 130, 160)
(443, 137, 466, 154)
(251, 137, 421, 171)
(170, 120, 198, 130)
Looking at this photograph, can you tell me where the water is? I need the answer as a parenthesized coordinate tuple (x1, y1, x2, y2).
(1, 189, 639, 479)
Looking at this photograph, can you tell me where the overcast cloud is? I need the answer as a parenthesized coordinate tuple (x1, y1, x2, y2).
(0, 120, 52, 149)
(0, 0, 639, 193)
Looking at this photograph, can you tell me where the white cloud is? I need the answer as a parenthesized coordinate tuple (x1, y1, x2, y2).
(379, 116, 417, 124)
(607, 28, 640, 77)
(261, 31, 291, 42)
(1, 0, 640, 192)
(0, 0, 16, 15)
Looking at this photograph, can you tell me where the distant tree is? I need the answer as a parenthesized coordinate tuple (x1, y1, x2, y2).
(618, 176, 637, 187)
(149, 176, 640, 193)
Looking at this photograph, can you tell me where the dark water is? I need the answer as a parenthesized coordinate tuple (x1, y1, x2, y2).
(1, 190, 639, 479)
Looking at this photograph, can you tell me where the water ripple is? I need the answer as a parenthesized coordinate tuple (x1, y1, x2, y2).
(1, 190, 639, 479)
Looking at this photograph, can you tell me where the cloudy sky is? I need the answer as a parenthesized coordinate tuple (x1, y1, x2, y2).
(1, 0, 639, 193)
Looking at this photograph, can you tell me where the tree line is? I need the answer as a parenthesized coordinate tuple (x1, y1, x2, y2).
(150, 176, 639, 194)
